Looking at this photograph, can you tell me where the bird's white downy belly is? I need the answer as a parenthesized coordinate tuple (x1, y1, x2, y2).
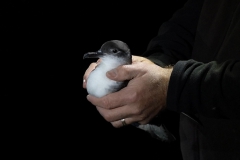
(86, 70, 122, 98)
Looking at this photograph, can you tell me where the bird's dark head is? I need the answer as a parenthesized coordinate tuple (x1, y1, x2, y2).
(83, 40, 132, 64)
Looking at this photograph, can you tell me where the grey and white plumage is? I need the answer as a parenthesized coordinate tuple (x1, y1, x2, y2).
(83, 40, 175, 142)
(83, 40, 131, 98)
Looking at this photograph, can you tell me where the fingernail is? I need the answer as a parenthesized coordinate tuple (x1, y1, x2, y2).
(83, 79, 86, 83)
(107, 69, 117, 78)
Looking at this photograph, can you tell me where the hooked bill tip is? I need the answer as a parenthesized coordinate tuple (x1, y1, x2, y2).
(83, 53, 88, 59)
(83, 52, 96, 59)
(83, 51, 103, 59)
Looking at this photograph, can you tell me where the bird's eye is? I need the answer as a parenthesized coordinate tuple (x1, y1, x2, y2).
(111, 49, 118, 53)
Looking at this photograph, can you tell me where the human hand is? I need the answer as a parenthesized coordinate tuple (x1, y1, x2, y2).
(85, 55, 173, 128)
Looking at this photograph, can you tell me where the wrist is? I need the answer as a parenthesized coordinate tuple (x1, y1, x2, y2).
(163, 65, 173, 107)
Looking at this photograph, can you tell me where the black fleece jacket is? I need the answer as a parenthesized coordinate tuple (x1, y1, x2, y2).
(143, 0, 240, 120)
(143, 0, 240, 159)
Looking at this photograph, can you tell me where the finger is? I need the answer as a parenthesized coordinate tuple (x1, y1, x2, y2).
(106, 58, 154, 82)
(111, 117, 142, 128)
(96, 102, 149, 128)
(112, 118, 131, 128)
(96, 58, 101, 64)
(106, 64, 137, 81)
(86, 86, 134, 109)
(108, 107, 158, 128)
(96, 103, 133, 122)
(93, 55, 156, 97)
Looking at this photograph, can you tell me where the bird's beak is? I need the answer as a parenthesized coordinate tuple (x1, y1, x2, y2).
(83, 50, 103, 59)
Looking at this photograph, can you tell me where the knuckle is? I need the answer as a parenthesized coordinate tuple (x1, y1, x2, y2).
(104, 113, 112, 122)
(127, 91, 138, 102)
(136, 116, 146, 123)
(101, 98, 111, 109)
(132, 107, 142, 116)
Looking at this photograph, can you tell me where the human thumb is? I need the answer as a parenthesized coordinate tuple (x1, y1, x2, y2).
(106, 65, 134, 81)
(106, 68, 117, 79)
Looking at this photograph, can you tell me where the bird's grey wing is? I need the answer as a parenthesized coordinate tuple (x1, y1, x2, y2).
(135, 123, 176, 142)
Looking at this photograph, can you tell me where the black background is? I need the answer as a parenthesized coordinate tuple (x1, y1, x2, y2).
(2, 0, 187, 159)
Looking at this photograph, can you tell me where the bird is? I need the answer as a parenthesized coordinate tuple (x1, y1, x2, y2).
(83, 40, 131, 98)
(83, 40, 176, 142)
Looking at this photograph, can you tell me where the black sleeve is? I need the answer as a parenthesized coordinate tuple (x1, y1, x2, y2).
(142, 0, 240, 120)
(167, 59, 240, 120)
(142, 0, 204, 67)
(141, 0, 204, 136)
